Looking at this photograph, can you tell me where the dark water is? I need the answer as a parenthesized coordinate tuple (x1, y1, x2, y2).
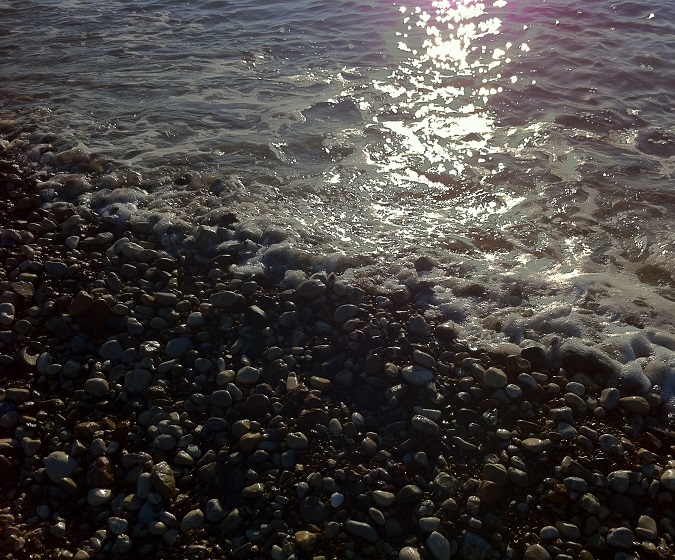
(2, 1, 675, 377)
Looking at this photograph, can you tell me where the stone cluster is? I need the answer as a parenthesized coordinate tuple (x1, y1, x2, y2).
(1, 135, 674, 560)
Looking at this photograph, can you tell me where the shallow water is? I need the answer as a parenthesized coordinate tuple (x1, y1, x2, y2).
(2, 0, 675, 358)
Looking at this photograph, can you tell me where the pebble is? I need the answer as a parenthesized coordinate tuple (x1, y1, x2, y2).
(620, 396, 650, 415)
(659, 469, 675, 490)
(401, 365, 434, 386)
(427, 531, 452, 560)
(372, 490, 396, 508)
(165, 337, 192, 358)
(44, 451, 78, 483)
(345, 520, 378, 543)
(286, 432, 309, 449)
(87, 488, 112, 506)
(483, 367, 508, 389)
(180, 509, 204, 533)
(524, 544, 551, 560)
(606, 527, 635, 548)
(124, 369, 153, 394)
(399, 547, 422, 560)
(412, 414, 441, 435)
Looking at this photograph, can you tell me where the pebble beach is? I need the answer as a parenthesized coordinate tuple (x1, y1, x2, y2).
(2, 133, 675, 560)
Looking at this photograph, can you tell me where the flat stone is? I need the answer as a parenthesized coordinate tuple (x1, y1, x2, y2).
(578, 493, 601, 514)
(396, 485, 423, 505)
(521, 438, 547, 453)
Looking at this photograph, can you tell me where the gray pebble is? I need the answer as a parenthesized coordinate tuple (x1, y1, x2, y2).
(345, 519, 379, 543)
(606, 527, 634, 548)
(180, 509, 204, 533)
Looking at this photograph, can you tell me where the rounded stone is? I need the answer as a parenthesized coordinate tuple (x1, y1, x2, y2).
(180, 509, 204, 533)
(345, 520, 378, 543)
(412, 414, 441, 435)
(427, 530, 452, 560)
(483, 367, 508, 389)
(606, 527, 634, 548)
(124, 369, 153, 394)
(659, 469, 675, 490)
(286, 432, 309, 450)
(84, 377, 109, 398)
(399, 547, 422, 560)
(235, 366, 260, 385)
(523, 544, 551, 560)
(44, 451, 78, 483)
(401, 365, 434, 386)
(165, 337, 192, 358)
(619, 396, 650, 415)
(99, 340, 125, 362)
(87, 488, 112, 506)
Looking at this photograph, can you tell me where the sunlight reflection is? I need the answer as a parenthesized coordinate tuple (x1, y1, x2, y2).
(347, 0, 523, 244)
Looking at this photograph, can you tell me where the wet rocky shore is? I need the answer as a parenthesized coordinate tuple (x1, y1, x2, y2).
(1, 132, 675, 560)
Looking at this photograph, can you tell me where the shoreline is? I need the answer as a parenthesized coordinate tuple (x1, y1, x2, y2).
(1, 133, 675, 559)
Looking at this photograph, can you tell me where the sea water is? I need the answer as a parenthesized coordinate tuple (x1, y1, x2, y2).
(1, 0, 675, 400)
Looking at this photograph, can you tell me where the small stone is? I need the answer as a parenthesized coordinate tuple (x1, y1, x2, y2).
(408, 314, 430, 339)
(87, 488, 112, 506)
(599, 387, 620, 410)
(564, 477, 588, 493)
(521, 438, 547, 453)
(211, 390, 233, 409)
(608, 471, 631, 493)
(108, 517, 128, 535)
(99, 340, 125, 362)
(578, 493, 601, 514)
(150, 461, 176, 499)
(427, 531, 452, 560)
(524, 544, 551, 560)
(286, 432, 309, 449)
(330, 493, 344, 507)
(345, 520, 379, 543)
(606, 527, 634, 548)
(412, 414, 440, 435)
(210, 291, 244, 308)
(372, 490, 395, 508)
(124, 369, 153, 394)
(235, 366, 260, 385)
(84, 377, 109, 398)
(483, 367, 508, 389)
(328, 418, 343, 437)
(180, 509, 204, 533)
(396, 485, 423, 505)
(44, 451, 78, 483)
(334, 304, 359, 324)
(399, 547, 422, 560)
(635, 515, 657, 540)
(539, 526, 559, 540)
(402, 365, 433, 386)
(295, 530, 317, 550)
(619, 396, 650, 415)
(165, 337, 192, 358)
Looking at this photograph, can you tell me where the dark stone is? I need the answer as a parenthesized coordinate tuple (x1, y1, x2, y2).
(239, 393, 270, 418)
(300, 495, 329, 524)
